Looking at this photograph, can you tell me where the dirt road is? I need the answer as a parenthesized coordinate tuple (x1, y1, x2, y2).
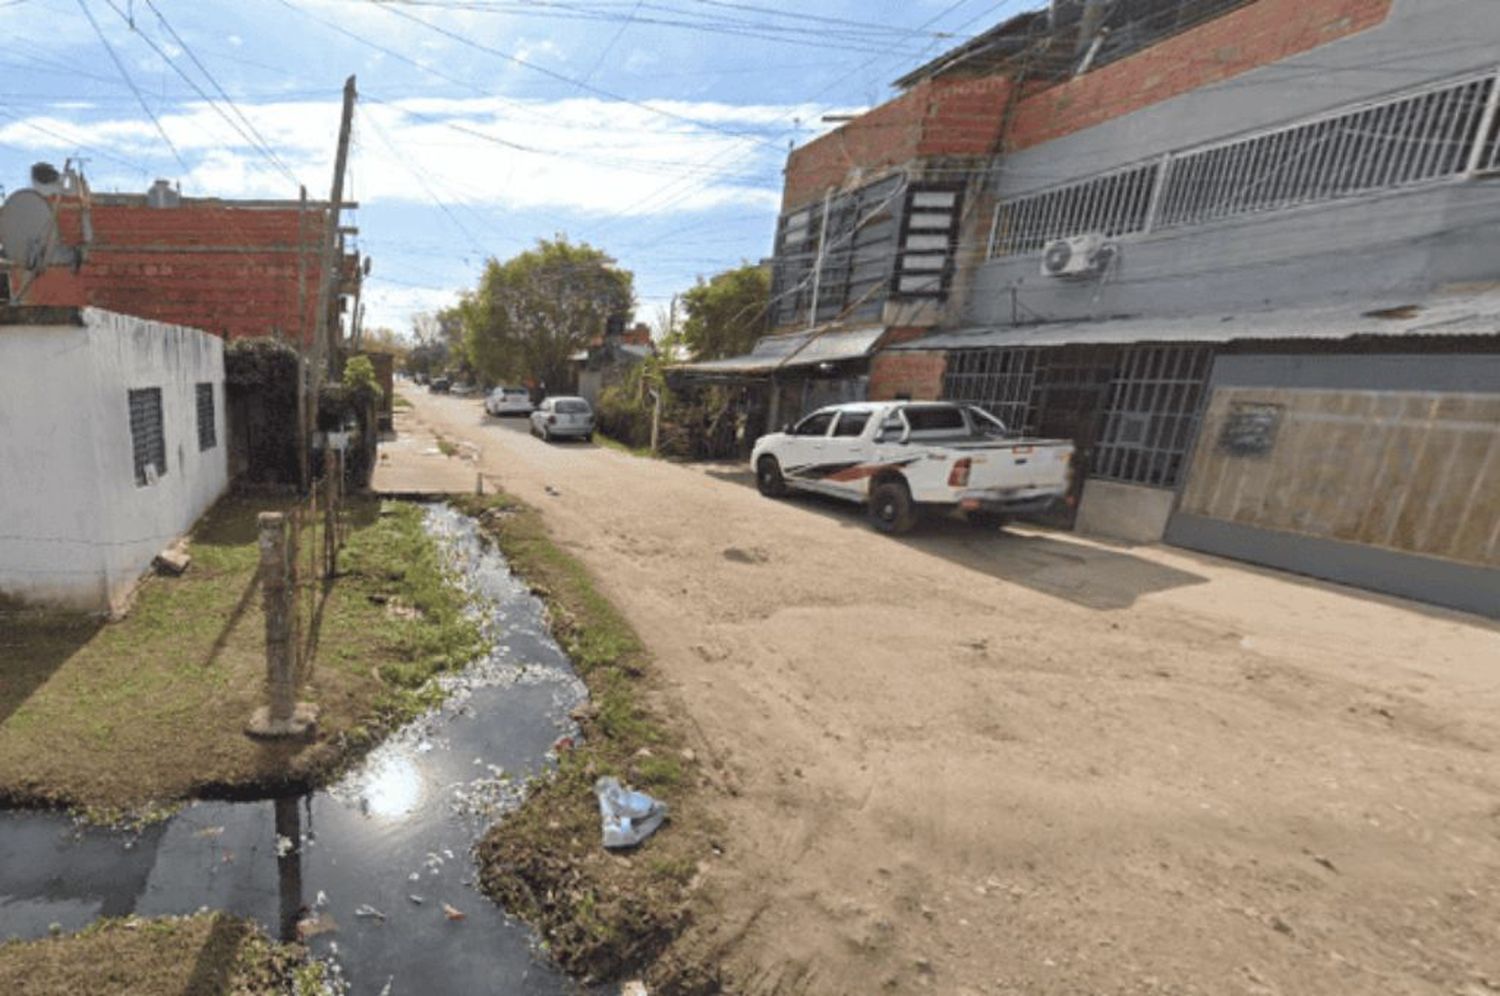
(406, 388, 1500, 996)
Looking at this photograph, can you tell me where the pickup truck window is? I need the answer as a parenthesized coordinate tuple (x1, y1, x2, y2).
(903, 406, 966, 432)
(793, 412, 835, 436)
(833, 412, 870, 437)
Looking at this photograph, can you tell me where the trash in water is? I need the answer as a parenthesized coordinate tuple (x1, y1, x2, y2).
(442, 902, 467, 922)
(193, 826, 224, 839)
(594, 776, 668, 849)
(354, 904, 387, 921)
(408, 894, 426, 905)
(275, 834, 295, 857)
(621, 982, 649, 996)
(296, 912, 338, 940)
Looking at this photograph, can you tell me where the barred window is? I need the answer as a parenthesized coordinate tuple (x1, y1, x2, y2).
(196, 382, 216, 451)
(989, 70, 1500, 257)
(990, 161, 1160, 255)
(942, 347, 1039, 433)
(128, 387, 166, 486)
(1093, 345, 1214, 489)
(1155, 73, 1496, 229)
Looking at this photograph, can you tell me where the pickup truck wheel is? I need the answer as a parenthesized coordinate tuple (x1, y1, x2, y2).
(756, 456, 788, 498)
(869, 480, 918, 534)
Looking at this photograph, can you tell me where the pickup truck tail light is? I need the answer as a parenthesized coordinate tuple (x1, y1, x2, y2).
(948, 458, 972, 488)
(546, 414, 557, 425)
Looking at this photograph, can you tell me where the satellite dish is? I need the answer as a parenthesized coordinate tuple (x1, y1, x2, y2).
(0, 189, 61, 273)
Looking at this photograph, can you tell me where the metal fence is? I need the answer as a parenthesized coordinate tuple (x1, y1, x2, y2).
(1092, 344, 1214, 489)
(990, 68, 1500, 257)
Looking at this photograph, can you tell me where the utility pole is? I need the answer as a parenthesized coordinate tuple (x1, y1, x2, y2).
(807, 187, 832, 330)
(314, 75, 356, 384)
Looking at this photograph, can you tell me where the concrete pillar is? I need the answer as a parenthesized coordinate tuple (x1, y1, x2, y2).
(247, 511, 317, 740)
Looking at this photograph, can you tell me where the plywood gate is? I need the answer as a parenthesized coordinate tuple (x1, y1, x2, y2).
(1165, 352, 1500, 618)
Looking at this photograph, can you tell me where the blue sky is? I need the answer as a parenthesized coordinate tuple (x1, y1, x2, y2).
(0, 0, 1030, 334)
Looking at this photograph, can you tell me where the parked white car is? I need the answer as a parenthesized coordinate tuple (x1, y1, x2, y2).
(485, 385, 533, 416)
(530, 396, 595, 442)
(751, 401, 1075, 533)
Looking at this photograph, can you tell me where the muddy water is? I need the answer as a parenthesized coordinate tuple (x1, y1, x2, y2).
(0, 505, 590, 994)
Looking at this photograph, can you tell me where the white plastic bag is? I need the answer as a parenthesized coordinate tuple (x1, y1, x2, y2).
(594, 776, 668, 849)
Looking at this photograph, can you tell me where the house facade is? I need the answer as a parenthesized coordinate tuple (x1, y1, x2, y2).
(707, 0, 1500, 615)
(0, 308, 229, 613)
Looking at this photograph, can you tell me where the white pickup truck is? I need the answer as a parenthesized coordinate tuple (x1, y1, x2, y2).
(751, 401, 1075, 534)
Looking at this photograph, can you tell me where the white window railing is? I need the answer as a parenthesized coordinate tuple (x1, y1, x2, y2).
(989, 68, 1500, 259)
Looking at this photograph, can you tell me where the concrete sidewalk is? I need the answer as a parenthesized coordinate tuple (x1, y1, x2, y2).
(372, 394, 484, 496)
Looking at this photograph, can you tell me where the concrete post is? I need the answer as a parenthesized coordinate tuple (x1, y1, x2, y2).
(323, 448, 338, 579)
(248, 511, 317, 740)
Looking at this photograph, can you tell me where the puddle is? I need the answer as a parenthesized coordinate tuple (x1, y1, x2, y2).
(0, 504, 590, 994)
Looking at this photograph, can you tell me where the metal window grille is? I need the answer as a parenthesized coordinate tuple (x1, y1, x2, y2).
(196, 382, 217, 451)
(1093, 345, 1214, 488)
(941, 347, 1040, 433)
(1085, 0, 1257, 75)
(989, 69, 1500, 257)
(768, 173, 907, 328)
(990, 160, 1161, 255)
(1156, 72, 1497, 229)
(128, 387, 166, 486)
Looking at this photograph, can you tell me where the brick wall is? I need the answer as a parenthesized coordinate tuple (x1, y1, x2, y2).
(14, 198, 327, 345)
(783, 84, 929, 212)
(1007, 0, 1394, 150)
(782, 0, 1393, 212)
(869, 350, 947, 401)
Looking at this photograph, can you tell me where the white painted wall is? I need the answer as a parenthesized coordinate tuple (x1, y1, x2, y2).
(0, 308, 228, 613)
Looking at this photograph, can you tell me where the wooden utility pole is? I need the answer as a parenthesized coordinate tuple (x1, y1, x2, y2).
(314, 75, 357, 384)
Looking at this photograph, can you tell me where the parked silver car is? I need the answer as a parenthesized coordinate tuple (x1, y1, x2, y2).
(530, 396, 595, 442)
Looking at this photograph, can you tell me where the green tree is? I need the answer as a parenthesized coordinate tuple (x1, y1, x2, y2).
(461, 237, 634, 392)
(679, 263, 771, 360)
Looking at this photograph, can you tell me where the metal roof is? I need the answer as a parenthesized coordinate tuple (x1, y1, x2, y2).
(672, 324, 886, 377)
(888, 288, 1500, 352)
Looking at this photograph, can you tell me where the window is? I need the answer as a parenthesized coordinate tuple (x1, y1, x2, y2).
(892, 184, 964, 298)
(196, 382, 216, 451)
(903, 405, 967, 433)
(990, 161, 1161, 256)
(833, 411, 871, 437)
(555, 399, 591, 414)
(989, 70, 1500, 257)
(128, 387, 166, 486)
(943, 347, 1039, 432)
(793, 412, 835, 436)
(1093, 345, 1214, 488)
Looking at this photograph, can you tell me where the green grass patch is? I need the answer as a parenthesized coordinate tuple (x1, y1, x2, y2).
(0, 496, 481, 821)
(453, 494, 717, 990)
(434, 436, 460, 458)
(0, 912, 322, 995)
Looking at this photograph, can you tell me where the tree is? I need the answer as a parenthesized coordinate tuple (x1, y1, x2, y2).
(461, 237, 634, 391)
(679, 263, 771, 361)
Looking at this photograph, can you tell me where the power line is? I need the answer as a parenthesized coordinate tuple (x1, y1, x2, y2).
(141, 0, 300, 184)
(72, 0, 187, 170)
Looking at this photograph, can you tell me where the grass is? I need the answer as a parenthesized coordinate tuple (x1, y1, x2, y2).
(592, 433, 656, 460)
(0, 496, 482, 822)
(453, 494, 718, 991)
(391, 395, 413, 410)
(434, 435, 460, 458)
(0, 913, 322, 995)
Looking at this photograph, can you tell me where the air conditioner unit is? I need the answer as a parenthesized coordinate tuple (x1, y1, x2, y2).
(1041, 234, 1112, 278)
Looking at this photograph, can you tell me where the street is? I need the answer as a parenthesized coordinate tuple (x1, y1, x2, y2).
(403, 385, 1500, 996)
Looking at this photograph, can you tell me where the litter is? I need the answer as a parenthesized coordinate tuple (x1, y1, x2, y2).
(594, 776, 668, 849)
(442, 902, 467, 921)
(408, 894, 425, 905)
(296, 912, 338, 940)
(354, 904, 387, 920)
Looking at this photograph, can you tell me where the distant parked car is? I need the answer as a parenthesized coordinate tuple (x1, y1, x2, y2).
(530, 396, 595, 442)
(485, 385, 534, 417)
(451, 381, 478, 396)
(429, 376, 452, 394)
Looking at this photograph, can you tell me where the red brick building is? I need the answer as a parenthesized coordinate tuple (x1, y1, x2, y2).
(11, 184, 342, 346)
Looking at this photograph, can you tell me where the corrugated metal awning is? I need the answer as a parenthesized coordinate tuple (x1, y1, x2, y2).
(888, 288, 1500, 352)
(672, 324, 885, 376)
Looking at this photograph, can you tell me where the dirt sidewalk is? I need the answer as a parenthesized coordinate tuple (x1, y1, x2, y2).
(406, 388, 1500, 996)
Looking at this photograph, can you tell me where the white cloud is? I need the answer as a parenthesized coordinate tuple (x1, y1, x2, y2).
(0, 93, 808, 216)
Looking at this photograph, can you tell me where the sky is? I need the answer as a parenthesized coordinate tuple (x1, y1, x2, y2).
(0, 0, 1033, 336)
